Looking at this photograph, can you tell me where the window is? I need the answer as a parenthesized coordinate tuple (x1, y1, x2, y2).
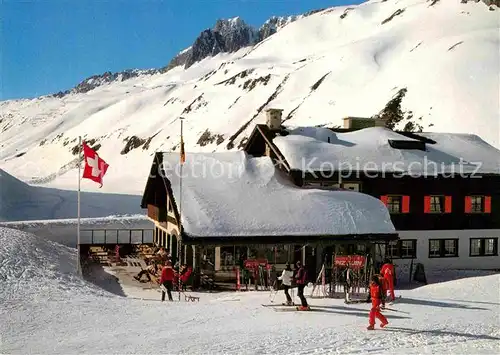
(465, 195, 491, 213)
(429, 240, 440, 257)
(381, 195, 410, 213)
(428, 239, 459, 258)
(303, 181, 340, 189)
(356, 243, 366, 253)
(430, 196, 443, 213)
(167, 198, 173, 212)
(221, 246, 235, 269)
(387, 241, 398, 258)
(444, 239, 457, 256)
(470, 238, 498, 257)
(387, 196, 401, 213)
(424, 195, 452, 213)
(471, 196, 483, 213)
(386, 239, 417, 259)
(342, 183, 361, 192)
(470, 239, 481, 256)
(401, 240, 416, 258)
(486, 238, 497, 255)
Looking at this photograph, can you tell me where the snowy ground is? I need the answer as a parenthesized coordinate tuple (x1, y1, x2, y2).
(1, 227, 499, 354)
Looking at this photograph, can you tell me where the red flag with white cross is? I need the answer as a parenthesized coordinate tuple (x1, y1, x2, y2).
(82, 142, 109, 187)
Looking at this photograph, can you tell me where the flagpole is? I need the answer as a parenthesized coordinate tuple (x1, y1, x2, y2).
(178, 117, 184, 301)
(77, 136, 82, 275)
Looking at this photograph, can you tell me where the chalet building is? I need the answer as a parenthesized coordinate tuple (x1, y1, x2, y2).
(141, 150, 397, 283)
(244, 109, 500, 278)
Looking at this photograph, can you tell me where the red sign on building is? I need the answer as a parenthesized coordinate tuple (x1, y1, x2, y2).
(334, 255, 366, 269)
(244, 259, 269, 269)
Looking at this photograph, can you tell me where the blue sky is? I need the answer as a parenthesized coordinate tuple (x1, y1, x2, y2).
(2, 0, 362, 100)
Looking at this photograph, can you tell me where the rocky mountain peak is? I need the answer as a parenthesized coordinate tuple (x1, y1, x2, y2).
(169, 13, 308, 70)
(52, 68, 160, 98)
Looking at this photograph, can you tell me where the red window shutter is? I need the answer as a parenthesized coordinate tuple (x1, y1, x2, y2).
(464, 196, 472, 213)
(444, 196, 452, 213)
(380, 195, 388, 206)
(402, 195, 410, 213)
(424, 196, 431, 213)
(484, 196, 492, 213)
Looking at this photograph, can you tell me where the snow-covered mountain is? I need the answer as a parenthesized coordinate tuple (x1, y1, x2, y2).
(1, 0, 499, 195)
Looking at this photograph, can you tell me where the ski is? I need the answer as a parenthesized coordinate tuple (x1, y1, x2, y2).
(387, 295, 402, 305)
(273, 308, 300, 312)
(273, 306, 312, 312)
(345, 299, 368, 304)
(383, 307, 409, 314)
(262, 303, 296, 307)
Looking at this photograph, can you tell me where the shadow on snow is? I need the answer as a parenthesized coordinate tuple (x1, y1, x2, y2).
(384, 327, 500, 342)
(274, 305, 411, 320)
(395, 297, 489, 311)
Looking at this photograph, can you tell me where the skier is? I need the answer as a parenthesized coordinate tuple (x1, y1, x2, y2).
(294, 261, 309, 310)
(367, 275, 388, 330)
(380, 258, 396, 302)
(159, 261, 174, 302)
(277, 262, 294, 305)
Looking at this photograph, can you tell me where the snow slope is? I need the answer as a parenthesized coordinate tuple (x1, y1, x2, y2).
(1, 227, 499, 354)
(0, 169, 143, 221)
(1, 0, 499, 198)
(161, 151, 395, 236)
(0, 228, 109, 301)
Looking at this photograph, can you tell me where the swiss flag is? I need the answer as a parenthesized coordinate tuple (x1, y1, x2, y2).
(82, 142, 109, 187)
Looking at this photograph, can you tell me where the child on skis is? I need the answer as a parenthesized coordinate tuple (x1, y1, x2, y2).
(367, 275, 388, 330)
(277, 262, 293, 305)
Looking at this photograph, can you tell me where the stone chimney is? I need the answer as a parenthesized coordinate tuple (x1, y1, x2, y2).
(343, 116, 386, 130)
(265, 108, 283, 130)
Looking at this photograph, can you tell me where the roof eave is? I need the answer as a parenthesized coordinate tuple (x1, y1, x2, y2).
(140, 152, 163, 208)
(180, 232, 398, 245)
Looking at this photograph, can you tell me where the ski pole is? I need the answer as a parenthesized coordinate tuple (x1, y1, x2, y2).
(383, 307, 409, 314)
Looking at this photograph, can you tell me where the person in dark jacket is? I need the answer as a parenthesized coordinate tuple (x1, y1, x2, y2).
(160, 261, 174, 301)
(294, 261, 309, 310)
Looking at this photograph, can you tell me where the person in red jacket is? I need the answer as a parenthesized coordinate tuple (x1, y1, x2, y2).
(159, 261, 175, 301)
(380, 259, 396, 302)
(367, 275, 388, 330)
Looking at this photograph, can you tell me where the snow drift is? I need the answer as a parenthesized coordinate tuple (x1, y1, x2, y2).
(0, 227, 108, 301)
(1, 227, 499, 354)
(1, 0, 499, 196)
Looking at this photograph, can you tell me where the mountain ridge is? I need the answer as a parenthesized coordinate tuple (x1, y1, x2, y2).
(47, 14, 309, 98)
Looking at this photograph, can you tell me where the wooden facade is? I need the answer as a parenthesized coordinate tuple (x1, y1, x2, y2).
(295, 172, 500, 231)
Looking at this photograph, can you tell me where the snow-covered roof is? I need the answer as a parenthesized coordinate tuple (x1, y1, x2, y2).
(160, 151, 395, 238)
(273, 127, 500, 175)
